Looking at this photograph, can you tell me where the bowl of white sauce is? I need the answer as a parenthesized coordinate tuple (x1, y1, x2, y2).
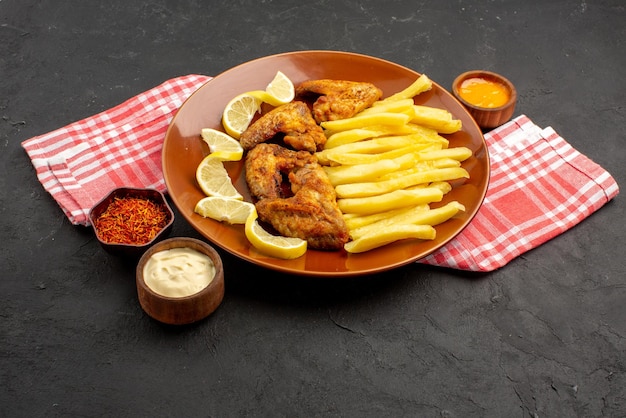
(136, 237, 225, 325)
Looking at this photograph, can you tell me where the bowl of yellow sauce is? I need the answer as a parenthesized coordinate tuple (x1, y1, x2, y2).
(452, 70, 517, 129)
(136, 237, 225, 325)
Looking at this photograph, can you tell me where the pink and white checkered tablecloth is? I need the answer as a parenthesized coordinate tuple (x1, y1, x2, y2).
(22, 75, 211, 225)
(22, 75, 619, 272)
(418, 115, 619, 271)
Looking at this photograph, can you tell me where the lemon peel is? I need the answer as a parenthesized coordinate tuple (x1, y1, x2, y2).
(194, 196, 256, 224)
(195, 155, 243, 200)
(244, 212, 307, 259)
(200, 128, 244, 161)
(247, 71, 295, 106)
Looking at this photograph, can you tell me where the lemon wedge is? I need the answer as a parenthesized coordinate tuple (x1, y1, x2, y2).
(195, 196, 256, 224)
(244, 212, 307, 259)
(195, 155, 243, 200)
(200, 128, 244, 161)
(221, 93, 263, 139)
(266, 71, 295, 103)
(248, 71, 295, 106)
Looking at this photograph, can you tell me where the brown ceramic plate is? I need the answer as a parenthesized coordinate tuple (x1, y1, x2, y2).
(162, 51, 489, 277)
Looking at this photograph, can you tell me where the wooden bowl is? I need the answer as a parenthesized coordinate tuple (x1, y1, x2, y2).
(452, 70, 517, 129)
(135, 237, 225, 325)
(89, 187, 174, 258)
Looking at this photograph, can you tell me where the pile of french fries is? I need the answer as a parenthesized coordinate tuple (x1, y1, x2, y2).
(315, 74, 472, 253)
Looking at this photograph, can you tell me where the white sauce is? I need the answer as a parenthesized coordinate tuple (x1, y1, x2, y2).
(143, 248, 215, 298)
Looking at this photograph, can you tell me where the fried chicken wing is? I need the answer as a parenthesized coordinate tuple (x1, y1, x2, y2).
(295, 79, 383, 123)
(239, 101, 327, 152)
(245, 143, 349, 250)
(245, 141, 316, 200)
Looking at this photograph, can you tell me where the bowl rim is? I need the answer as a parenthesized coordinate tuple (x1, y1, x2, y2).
(89, 186, 175, 249)
(452, 70, 517, 111)
(135, 237, 224, 302)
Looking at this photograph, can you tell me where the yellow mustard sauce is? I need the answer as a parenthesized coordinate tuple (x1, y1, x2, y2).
(458, 77, 510, 108)
(143, 248, 215, 298)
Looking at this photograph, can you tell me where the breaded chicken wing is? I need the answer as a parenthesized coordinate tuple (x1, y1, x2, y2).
(239, 101, 327, 152)
(245, 141, 316, 200)
(245, 143, 349, 250)
(295, 79, 383, 123)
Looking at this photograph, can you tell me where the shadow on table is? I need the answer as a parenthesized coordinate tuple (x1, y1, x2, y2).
(218, 249, 490, 308)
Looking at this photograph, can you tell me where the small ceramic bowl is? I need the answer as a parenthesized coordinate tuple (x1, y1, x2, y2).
(135, 237, 225, 325)
(452, 70, 517, 129)
(89, 187, 174, 258)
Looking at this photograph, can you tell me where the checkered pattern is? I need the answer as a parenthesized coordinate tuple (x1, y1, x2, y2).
(22, 74, 211, 225)
(22, 77, 619, 271)
(418, 115, 619, 271)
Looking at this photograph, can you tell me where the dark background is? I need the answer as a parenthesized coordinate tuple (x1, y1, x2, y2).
(1, 1, 624, 417)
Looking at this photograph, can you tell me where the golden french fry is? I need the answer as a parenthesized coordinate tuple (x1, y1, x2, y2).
(324, 124, 419, 148)
(411, 105, 462, 134)
(327, 143, 437, 165)
(375, 160, 448, 181)
(344, 224, 436, 253)
(356, 98, 415, 116)
(320, 112, 411, 132)
(316, 135, 422, 165)
(324, 159, 400, 186)
(349, 201, 465, 240)
(375, 74, 432, 104)
(335, 167, 469, 198)
(432, 158, 462, 169)
(405, 123, 450, 146)
(343, 204, 429, 231)
(388, 158, 463, 179)
(416, 147, 473, 162)
(422, 181, 453, 194)
(337, 188, 444, 215)
(324, 153, 417, 186)
(324, 129, 383, 149)
(323, 128, 391, 150)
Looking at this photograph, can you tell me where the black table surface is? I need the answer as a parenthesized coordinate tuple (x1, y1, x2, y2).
(2, 1, 624, 417)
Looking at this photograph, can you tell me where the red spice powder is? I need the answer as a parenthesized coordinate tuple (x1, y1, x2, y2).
(94, 197, 169, 245)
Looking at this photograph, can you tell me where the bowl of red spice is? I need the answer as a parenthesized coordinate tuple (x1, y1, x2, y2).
(89, 187, 175, 258)
(452, 70, 517, 129)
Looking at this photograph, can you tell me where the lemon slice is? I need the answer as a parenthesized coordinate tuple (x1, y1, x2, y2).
(194, 196, 256, 224)
(221, 93, 262, 139)
(195, 155, 243, 200)
(248, 71, 295, 107)
(244, 212, 307, 259)
(200, 128, 244, 161)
